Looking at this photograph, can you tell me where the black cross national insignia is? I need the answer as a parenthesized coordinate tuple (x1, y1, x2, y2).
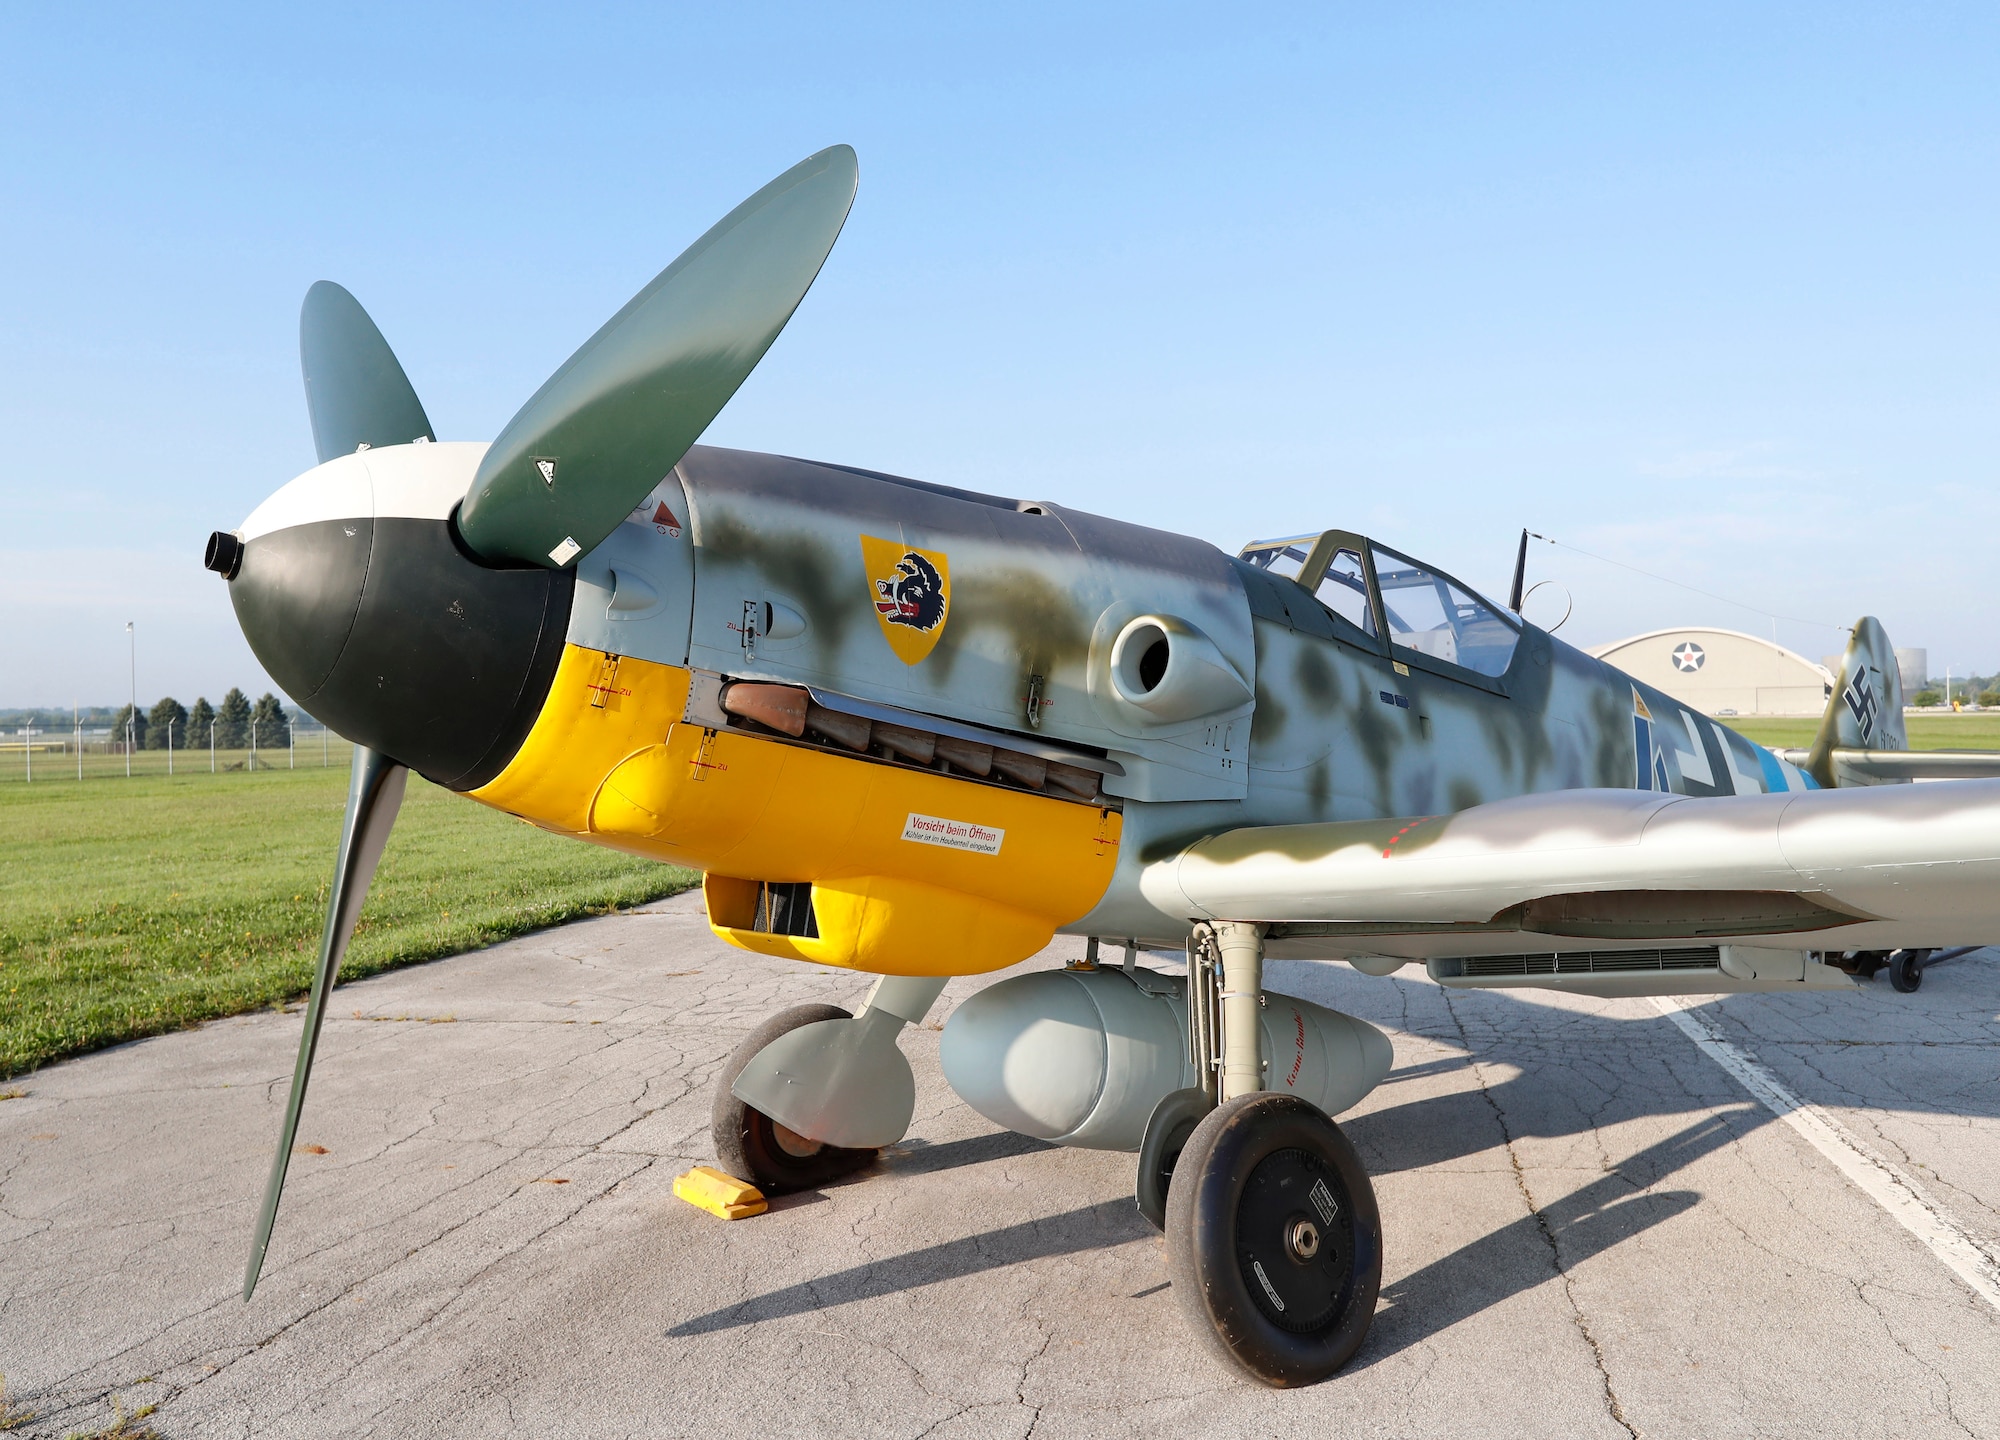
(1842, 673, 1879, 746)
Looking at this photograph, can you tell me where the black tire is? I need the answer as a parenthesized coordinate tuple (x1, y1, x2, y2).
(1888, 949, 1928, 994)
(1136, 1088, 1212, 1231)
(1165, 1093, 1382, 1387)
(712, 1004, 878, 1193)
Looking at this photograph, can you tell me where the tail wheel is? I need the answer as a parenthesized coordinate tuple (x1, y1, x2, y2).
(712, 1003, 878, 1192)
(1165, 1093, 1382, 1386)
(1888, 949, 1929, 993)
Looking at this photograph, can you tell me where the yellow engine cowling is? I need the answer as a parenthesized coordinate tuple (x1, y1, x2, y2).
(471, 644, 1122, 976)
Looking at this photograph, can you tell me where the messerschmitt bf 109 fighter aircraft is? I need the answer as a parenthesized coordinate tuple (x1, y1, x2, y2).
(207, 144, 2000, 1386)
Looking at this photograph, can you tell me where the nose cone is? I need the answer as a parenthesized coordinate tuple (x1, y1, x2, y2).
(223, 443, 575, 789)
(231, 455, 376, 703)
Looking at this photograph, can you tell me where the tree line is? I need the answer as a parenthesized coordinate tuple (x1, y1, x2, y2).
(108, 690, 294, 750)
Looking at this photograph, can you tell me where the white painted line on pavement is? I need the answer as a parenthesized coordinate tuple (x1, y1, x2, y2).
(1652, 995, 2000, 1315)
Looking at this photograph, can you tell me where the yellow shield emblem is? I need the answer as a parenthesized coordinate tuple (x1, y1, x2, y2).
(861, 534, 950, 665)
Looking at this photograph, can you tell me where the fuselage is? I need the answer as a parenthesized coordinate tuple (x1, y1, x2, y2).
(229, 439, 1817, 976)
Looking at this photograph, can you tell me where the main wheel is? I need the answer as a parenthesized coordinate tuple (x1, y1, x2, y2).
(1888, 949, 1928, 993)
(1136, 1088, 1212, 1230)
(1165, 1093, 1382, 1387)
(712, 1004, 878, 1192)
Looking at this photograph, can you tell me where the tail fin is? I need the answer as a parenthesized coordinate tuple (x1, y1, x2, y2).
(1804, 616, 1906, 787)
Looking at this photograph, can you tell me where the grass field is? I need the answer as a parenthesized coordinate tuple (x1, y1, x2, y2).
(1726, 713, 2000, 751)
(0, 764, 697, 1079)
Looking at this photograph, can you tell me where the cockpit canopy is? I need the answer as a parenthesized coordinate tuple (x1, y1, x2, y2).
(1238, 531, 1521, 680)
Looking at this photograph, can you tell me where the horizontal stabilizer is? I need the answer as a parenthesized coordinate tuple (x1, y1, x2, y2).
(1778, 747, 2000, 782)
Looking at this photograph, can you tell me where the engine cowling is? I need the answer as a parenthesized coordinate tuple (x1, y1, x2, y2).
(939, 966, 1393, 1151)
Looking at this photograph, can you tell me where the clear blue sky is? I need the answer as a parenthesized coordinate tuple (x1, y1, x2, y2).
(4, 3, 1997, 709)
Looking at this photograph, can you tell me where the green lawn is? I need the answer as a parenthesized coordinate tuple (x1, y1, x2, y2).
(0, 766, 697, 1079)
(1727, 713, 2000, 751)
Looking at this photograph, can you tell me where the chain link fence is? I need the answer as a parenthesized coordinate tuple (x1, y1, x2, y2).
(0, 724, 358, 783)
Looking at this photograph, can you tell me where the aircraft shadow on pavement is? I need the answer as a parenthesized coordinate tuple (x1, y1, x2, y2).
(1353, 1114, 1723, 1369)
(879, 1129, 1055, 1176)
(1326, 977, 2000, 1187)
(1335, 992, 1780, 1179)
(667, 963, 1996, 1348)
(668, 1110, 1723, 1351)
(665, 1196, 1151, 1337)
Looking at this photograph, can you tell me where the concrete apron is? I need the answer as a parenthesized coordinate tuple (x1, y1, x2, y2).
(3, 889, 1999, 1438)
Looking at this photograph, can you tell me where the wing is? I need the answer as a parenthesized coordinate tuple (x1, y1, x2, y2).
(1140, 782, 2000, 995)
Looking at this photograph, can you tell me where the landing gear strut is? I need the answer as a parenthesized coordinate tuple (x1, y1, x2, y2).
(1157, 921, 1382, 1384)
(1826, 950, 1891, 980)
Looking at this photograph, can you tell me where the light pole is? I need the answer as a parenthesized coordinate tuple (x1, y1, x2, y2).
(249, 718, 258, 772)
(21, 725, 35, 783)
(210, 718, 216, 773)
(167, 717, 175, 776)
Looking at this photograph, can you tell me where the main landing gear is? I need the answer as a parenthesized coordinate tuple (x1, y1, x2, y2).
(712, 929, 1388, 1386)
(1166, 1093, 1382, 1385)
(712, 1004, 879, 1191)
(711, 975, 947, 1194)
(1148, 921, 1384, 1386)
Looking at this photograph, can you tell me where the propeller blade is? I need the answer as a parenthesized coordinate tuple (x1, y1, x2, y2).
(243, 745, 408, 1300)
(456, 144, 858, 567)
(300, 281, 436, 464)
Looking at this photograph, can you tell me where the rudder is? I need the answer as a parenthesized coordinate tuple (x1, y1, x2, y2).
(1804, 616, 1906, 787)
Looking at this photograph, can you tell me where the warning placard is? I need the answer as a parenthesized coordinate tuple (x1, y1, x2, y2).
(900, 812, 1004, 855)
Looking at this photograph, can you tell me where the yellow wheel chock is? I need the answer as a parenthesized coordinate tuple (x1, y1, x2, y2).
(672, 1165, 768, 1219)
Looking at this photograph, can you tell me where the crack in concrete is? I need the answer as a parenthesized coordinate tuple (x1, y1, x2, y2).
(1851, 1274, 1978, 1440)
(1444, 990, 1640, 1440)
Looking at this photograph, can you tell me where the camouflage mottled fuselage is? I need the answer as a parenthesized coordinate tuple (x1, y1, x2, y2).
(1074, 562, 1827, 945)
(560, 444, 1821, 951)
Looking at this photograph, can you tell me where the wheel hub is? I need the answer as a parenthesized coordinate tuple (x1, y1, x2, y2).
(771, 1120, 825, 1159)
(1235, 1146, 1353, 1333)
(1286, 1216, 1321, 1262)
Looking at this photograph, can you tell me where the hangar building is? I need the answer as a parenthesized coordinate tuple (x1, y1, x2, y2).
(1588, 628, 1833, 716)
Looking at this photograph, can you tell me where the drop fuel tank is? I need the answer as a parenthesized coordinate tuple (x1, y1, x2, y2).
(939, 966, 1392, 1151)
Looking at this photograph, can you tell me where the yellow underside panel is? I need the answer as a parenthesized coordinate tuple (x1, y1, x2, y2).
(468, 644, 692, 837)
(469, 645, 1122, 976)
